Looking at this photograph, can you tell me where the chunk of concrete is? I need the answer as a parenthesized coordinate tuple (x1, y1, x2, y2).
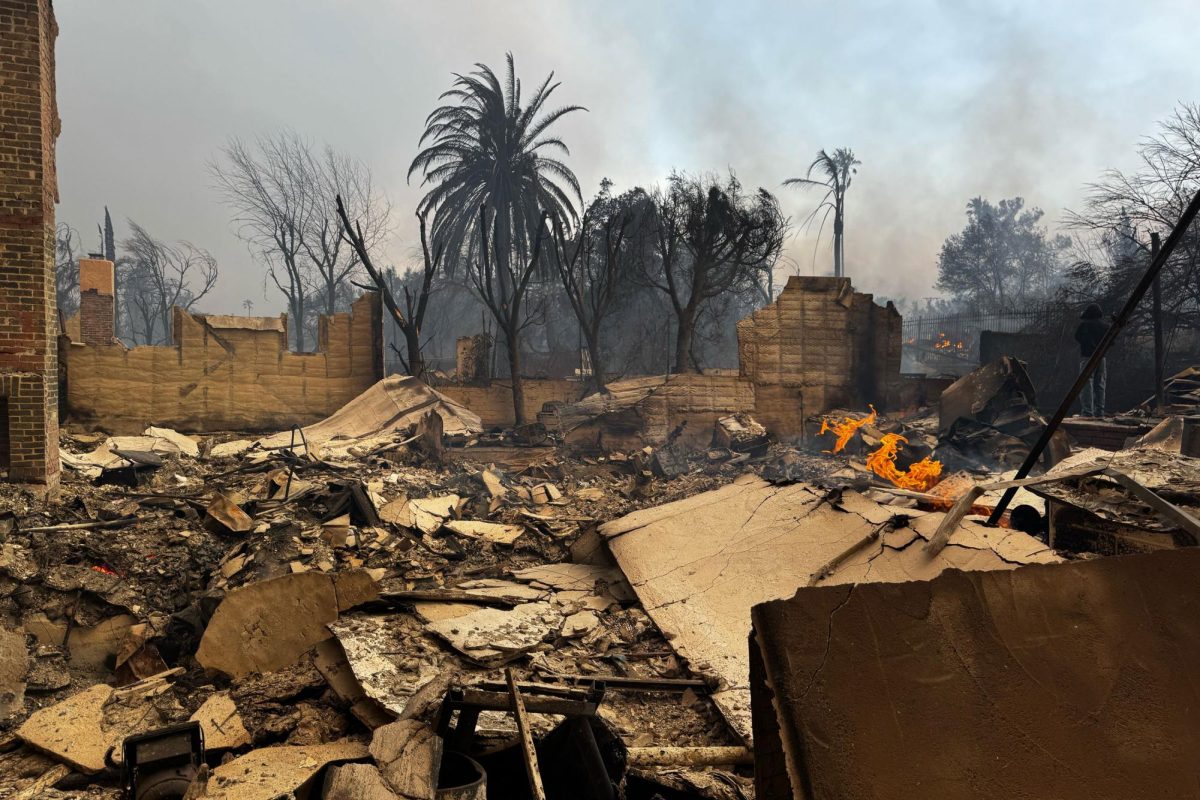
(600, 474, 1060, 741)
(144, 426, 200, 457)
(204, 740, 369, 800)
(425, 602, 562, 666)
(206, 493, 254, 534)
(328, 614, 453, 719)
(397, 495, 461, 534)
(443, 520, 525, 546)
(0, 625, 28, 719)
(196, 572, 338, 678)
(190, 692, 251, 751)
(562, 610, 600, 638)
(17, 685, 115, 774)
(323, 763, 400, 799)
(370, 719, 442, 799)
(334, 569, 381, 612)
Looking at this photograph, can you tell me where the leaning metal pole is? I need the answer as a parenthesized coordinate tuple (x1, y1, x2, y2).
(986, 188, 1200, 526)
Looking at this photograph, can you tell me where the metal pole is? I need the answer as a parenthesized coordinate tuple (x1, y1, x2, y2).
(987, 189, 1200, 526)
(1151, 232, 1165, 413)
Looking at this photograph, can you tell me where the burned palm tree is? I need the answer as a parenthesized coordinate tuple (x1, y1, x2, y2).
(785, 148, 860, 278)
(408, 53, 585, 423)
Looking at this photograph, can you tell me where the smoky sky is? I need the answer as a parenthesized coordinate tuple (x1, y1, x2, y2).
(54, 0, 1200, 315)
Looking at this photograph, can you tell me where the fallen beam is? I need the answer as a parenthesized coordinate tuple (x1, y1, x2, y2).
(626, 746, 753, 767)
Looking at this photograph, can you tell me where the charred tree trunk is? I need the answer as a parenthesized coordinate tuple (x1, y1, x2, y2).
(505, 329, 526, 425)
(674, 302, 699, 374)
(583, 324, 606, 395)
(403, 324, 425, 380)
(291, 296, 306, 352)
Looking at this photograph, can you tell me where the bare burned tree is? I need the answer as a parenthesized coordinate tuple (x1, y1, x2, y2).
(1066, 103, 1200, 328)
(210, 131, 389, 351)
(120, 221, 218, 344)
(303, 146, 390, 317)
(474, 203, 550, 424)
(643, 172, 787, 373)
(336, 195, 442, 378)
(55, 222, 80, 319)
(551, 180, 651, 393)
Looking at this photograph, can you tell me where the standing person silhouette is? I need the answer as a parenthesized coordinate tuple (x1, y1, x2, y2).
(1074, 303, 1108, 417)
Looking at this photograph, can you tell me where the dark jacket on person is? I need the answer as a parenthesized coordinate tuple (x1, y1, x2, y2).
(1075, 304, 1107, 357)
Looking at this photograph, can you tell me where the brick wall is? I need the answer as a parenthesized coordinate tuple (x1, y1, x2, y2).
(77, 258, 115, 345)
(63, 292, 384, 433)
(0, 0, 60, 486)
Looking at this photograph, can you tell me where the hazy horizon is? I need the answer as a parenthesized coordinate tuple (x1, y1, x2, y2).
(54, 0, 1200, 315)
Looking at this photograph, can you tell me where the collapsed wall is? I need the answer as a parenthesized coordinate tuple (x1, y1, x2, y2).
(437, 378, 583, 429)
(63, 270, 383, 433)
(441, 275, 902, 440)
(738, 275, 902, 433)
(547, 373, 756, 451)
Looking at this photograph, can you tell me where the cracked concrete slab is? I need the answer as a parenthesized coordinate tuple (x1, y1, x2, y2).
(599, 474, 1059, 742)
(750, 548, 1200, 799)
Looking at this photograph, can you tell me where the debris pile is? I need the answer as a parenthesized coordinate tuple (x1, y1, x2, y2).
(4, 360, 1200, 797)
(0, 382, 763, 799)
(936, 356, 1070, 471)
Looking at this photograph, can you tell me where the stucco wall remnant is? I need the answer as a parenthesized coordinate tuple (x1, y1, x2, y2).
(64, 292, 383, 433)
(738, 275, 902, 433)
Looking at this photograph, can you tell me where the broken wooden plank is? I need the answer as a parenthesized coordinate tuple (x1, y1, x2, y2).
(1103, 467, 1200, 546)
(18, 516, 138, 534)
(377, 588, 522, 608)
(925, 466, 1105, 556)
(506, 668, 547, 800)
(11, 764, 71, 800)
(626, 745, 753, 767)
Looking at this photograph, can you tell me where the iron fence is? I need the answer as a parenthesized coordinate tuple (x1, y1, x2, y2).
(902, 304, 1059, 372)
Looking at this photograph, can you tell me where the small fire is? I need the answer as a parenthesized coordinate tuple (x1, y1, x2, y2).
(91, 564, 118, 576)
(865, 433, 943, 491)
(933, 333, 965, 350)
(819, 405, 877, 453)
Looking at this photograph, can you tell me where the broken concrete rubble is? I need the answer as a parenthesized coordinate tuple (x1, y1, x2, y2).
(203, 739, 370, 800)
(15, 323, 1200, 799)
(196, 571, 339, 677)
(937, 355, 1070, 470)
(370, 719, 443, 799)
(190, 691, 252, 750)
(253, 375, 483, 459)
(600, 474, 1059, 741)
(324, 762, 403, 799)
(426, 602, 565, 667)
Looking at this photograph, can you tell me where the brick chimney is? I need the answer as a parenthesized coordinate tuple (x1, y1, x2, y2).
(78, 257, 115, 345)
(0, 0, 60, 489)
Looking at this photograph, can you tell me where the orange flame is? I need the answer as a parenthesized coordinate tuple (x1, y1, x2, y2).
(933, 334, 965, 350)
(865, 433, 943, 491)
(819, 405, 877, 453)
